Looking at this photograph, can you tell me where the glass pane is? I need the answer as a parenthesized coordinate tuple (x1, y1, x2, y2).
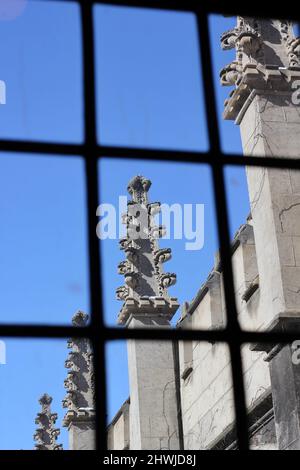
(0, 0, 83, 143)
(94, 6, 208, 151)
(99, 158, 218, 327)
(0, 339, 68, 450)
(0, 335, 95, 450)
(0, 153, 89, 324)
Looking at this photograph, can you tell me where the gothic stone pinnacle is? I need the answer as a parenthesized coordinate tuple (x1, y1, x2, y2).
(72, 310, 89, 327)
(34, 394, 62, 450)
(117, 176, 179, 325)
(63, 311, 95, 428)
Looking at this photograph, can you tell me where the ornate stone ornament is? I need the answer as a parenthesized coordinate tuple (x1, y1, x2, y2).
(118, 260, 131, 275)
(62, 311, 95, 428)
(287, 37, 300, 67)
(220, 18, 300, 120)
(280, 21, 300, 67)
(159, 273, 177, 289)
(116, 285, 129, 301)
(34, 394, 62, 450)
(220, 61, 242, 86)
(124, 271, 139, 289)
(116, 175, 179, 324)
(154, 248, 172, 264)
(236, 29, 261, 61)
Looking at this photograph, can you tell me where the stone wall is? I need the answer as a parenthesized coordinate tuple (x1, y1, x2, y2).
(107, 399, 130, 450)
(178, 220, 274, 449)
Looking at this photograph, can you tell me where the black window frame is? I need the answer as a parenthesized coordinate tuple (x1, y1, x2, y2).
(0, 0, 300, 453)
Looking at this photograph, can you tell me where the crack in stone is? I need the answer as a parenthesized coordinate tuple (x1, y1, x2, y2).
(161, 379, 175, 450)
(279, 202, 300, 232)
(250, 168, 267, 212)
(248, 99, 277, 157)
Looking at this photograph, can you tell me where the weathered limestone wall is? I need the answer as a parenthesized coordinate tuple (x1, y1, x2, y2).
(179, 338, 234, 449)
(107, 399, 130, 450)
(249, 417, 277, 450)
(240, 92, 300, 328)
(178, 223, 273, 449)
(68, 421, 96, 451)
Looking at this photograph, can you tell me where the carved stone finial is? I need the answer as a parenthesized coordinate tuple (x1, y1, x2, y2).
(127, 175, 152, 204)
(117, 176, 179, 325)
(34, 394, 62, 450)
(39, 393, 52, 407)
(72, 310, 88, 327)
(63, 312, 95, 428)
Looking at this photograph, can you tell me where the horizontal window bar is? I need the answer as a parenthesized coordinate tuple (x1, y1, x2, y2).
(28, 0, 300, 22)
(1, 324, 300, 344)
(0, 140, 300, 170)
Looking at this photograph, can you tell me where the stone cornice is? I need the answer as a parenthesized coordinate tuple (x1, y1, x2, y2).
(119, 297, 179, 325)
(223, 65, 300, 122)
(250, 313, 300, 359)
(62, 409, 96, 428)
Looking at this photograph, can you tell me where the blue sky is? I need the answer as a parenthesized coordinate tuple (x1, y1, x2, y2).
(0, 1, 250, 449)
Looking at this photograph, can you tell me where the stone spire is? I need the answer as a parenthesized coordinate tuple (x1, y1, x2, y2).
(34, 393, 62, 450)
(220, 18, 300, 120)
(117, 176, 180, 450)
(117, 175, 179, 325)
(62, 311, 95, 450)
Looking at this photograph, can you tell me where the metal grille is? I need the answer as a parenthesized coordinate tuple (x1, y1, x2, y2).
(1, 0, 300, 452)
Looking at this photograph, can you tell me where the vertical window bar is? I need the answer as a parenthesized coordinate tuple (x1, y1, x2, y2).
(195, 10, 249, 450)
(81, 1, 108, 451)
